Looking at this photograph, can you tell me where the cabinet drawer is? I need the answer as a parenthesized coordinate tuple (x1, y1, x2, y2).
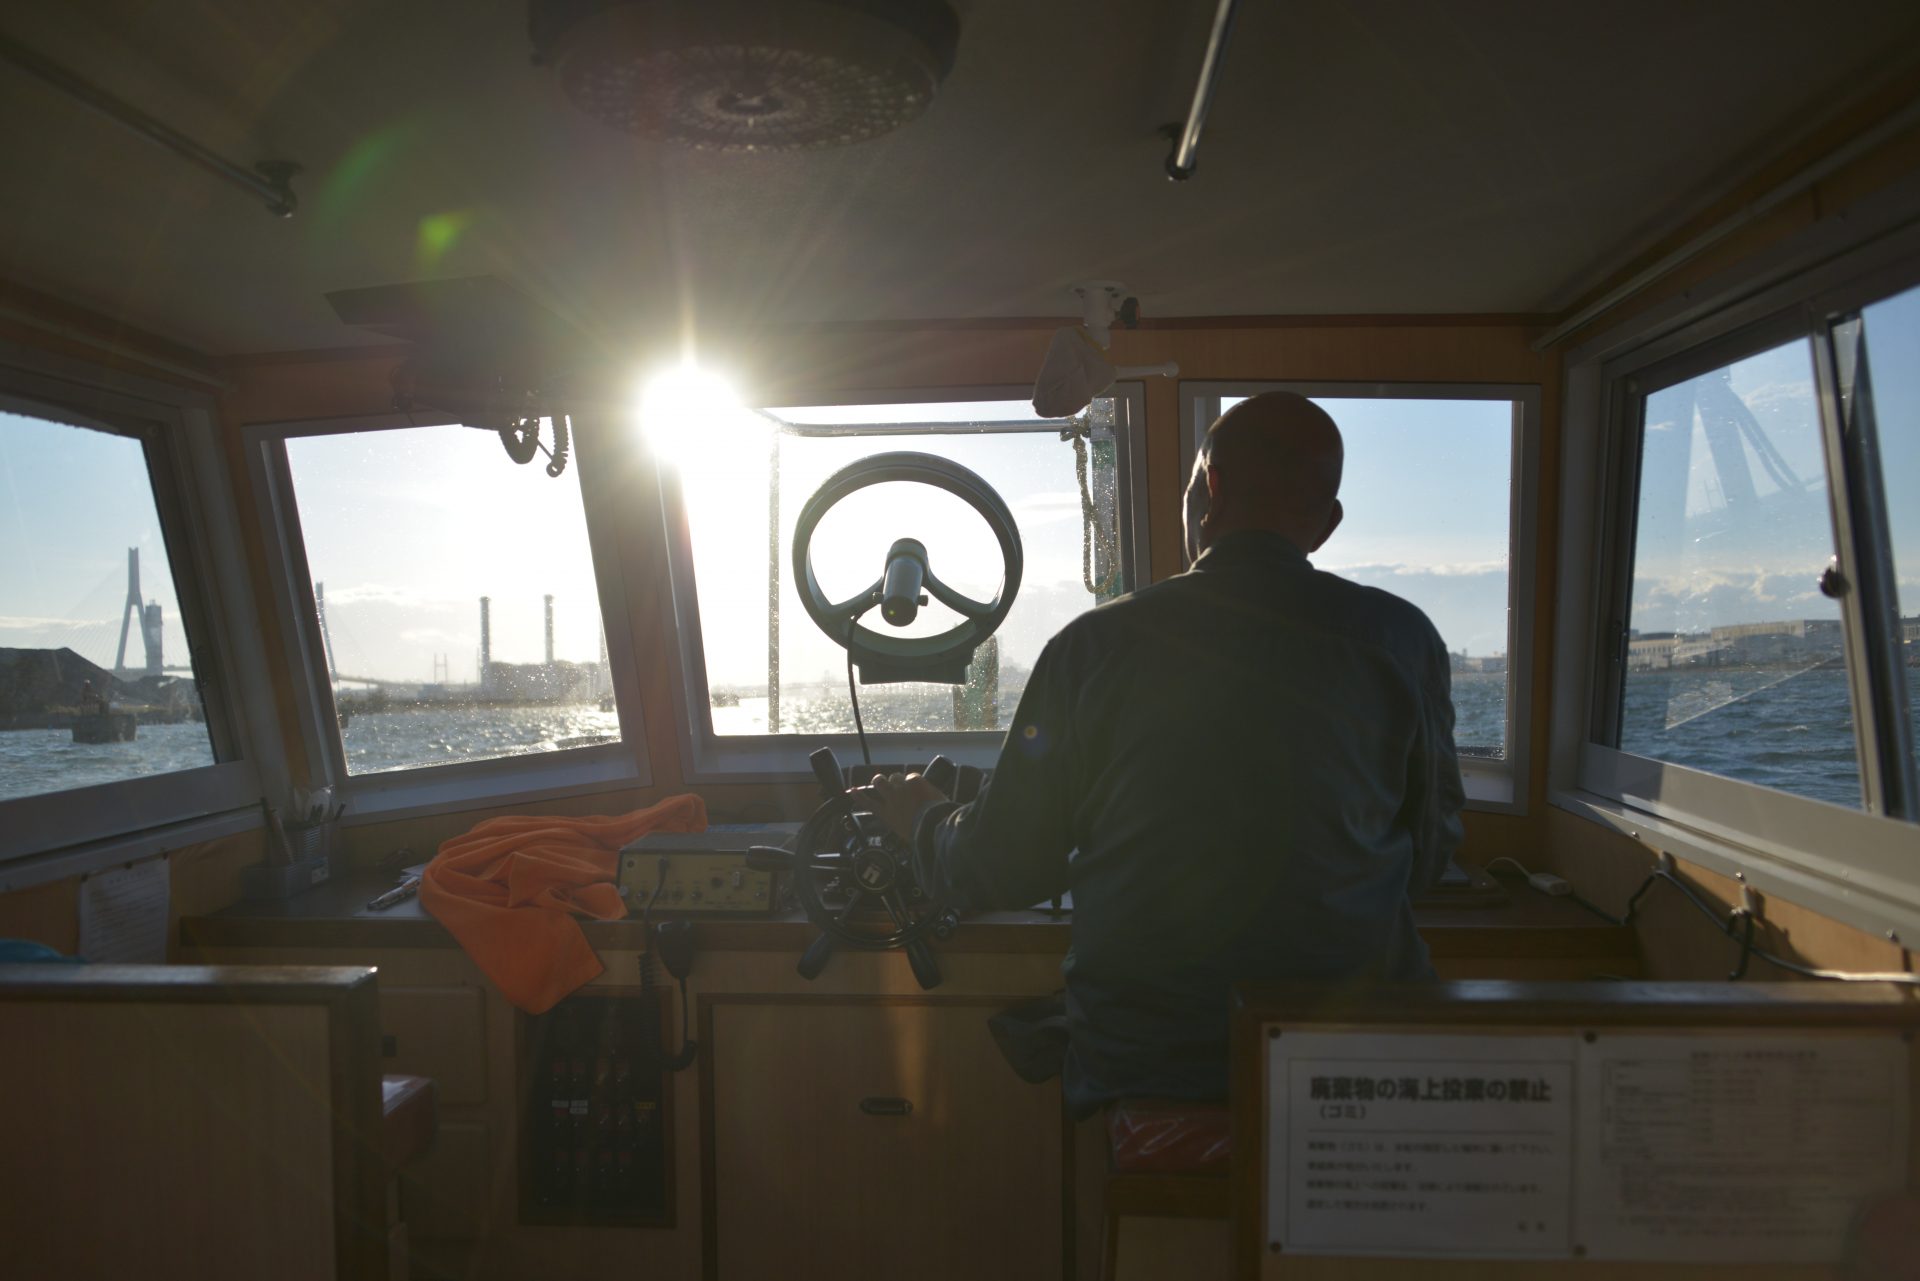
(709, 999, 1061, 1281)
(381, 986, 487, 1105)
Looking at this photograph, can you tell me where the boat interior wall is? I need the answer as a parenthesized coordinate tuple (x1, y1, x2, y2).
(1544, 75, 1920, 345)
(1540, 809, 1916, 986)
(0, 830, 261, 959)
(0, 278, 224, 391)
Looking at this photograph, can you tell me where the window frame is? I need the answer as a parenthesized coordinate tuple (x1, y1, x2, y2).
(248, 411, 651, 822)
(1552, 180, 1920, 943)
(652, 383, 1152, 781)
(1181, 380, 1541, 813)
(0, 344, 283, 883)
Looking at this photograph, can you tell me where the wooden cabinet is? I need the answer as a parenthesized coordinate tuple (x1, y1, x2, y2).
(380, 985, 488, 1105)
(705, 997, 1064, 1281)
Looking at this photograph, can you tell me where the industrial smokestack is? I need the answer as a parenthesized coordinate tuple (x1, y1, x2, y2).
(479, 596, 492, 686)
(544, 594, 555, 666)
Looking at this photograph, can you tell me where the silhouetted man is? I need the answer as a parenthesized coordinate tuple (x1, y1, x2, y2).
(871, 391, 1464, 1114)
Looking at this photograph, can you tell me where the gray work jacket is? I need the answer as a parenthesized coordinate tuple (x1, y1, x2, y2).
(914, 529, 1465, 1115)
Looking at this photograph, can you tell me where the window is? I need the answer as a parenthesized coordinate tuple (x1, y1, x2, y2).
(258, 417, 645, 811)
(1557, 220, 1920, 942)
(0, 363, 271, 873)
(658, 390, 1147, 775)
(1185, 384, 1536, 807)
(1593, 282, 1920, 821)
(0, 407, 215, 801)
(1608, 336, 1859, 808)
(1859, 284, 1920, 791)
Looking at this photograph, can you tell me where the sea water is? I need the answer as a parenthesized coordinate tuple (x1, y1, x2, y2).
(4, 670, 1913, 810)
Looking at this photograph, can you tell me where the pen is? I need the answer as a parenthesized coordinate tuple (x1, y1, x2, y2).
(367, 876, 422, 911)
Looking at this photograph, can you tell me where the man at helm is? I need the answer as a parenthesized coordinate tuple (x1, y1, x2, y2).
(871, 390, 1464, 1115)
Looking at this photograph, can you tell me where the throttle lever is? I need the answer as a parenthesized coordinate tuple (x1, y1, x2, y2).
(921, 754, 958, 798)
(809, 746, 846, 799)
(745, 846, 792, 872)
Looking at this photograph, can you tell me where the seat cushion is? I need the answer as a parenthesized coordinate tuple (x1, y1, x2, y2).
(380, 1074, 437, 1169)
(1107, 1098, 1231, 1174)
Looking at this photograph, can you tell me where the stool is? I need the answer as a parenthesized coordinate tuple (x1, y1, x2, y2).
(381, 1074, 438, 1281)
(1098, 1100, 1232, 1281)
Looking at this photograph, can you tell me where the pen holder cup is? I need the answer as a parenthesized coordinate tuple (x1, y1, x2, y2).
(287, 820, 335, 867)
(241, 820, 337, 900)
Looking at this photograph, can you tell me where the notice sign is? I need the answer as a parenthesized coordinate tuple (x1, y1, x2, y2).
(1267, 1032, 1576, 1258)
(1576, 1033, 1910, 1262)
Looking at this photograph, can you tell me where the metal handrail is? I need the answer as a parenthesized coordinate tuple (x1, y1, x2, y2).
(1165, 0, 1243, 181)
(0, 33, 299, 217)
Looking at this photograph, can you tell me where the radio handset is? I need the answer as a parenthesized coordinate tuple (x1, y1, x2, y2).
(652, 919, 699, 1072)
(496, 414, 571, 478)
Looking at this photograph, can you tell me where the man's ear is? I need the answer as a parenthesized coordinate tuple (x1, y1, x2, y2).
(1308, 499, 1343, 553)
(1204, 465, 1224, 502)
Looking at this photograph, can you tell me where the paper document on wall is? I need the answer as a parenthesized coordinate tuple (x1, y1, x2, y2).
(78, 856, 170, 963)
(1575, 1032, 1910, 1262)
(1267, 1032, 1576, 1258)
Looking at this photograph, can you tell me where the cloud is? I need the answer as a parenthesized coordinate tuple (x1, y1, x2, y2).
(398, 628, 466, 645)
(1631, 566, 1830, 631)
(1325, 560, 1508, 578)
(0, 614, 109, 629)
(1013, 492, 1085, 527)
(319, 583, 418, 606)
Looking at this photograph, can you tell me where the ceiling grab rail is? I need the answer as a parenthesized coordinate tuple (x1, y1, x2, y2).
(1164, 0, 1243, 181)
(0, 33, 300, 217)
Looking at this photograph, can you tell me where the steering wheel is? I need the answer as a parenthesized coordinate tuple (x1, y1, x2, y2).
(791, 452, 1023, 685)
(746, 747, 961, 990)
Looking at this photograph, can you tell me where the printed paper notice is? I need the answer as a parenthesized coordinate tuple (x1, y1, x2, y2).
(1576, 1033, 1910, 1262)
(1267, 1032, 1576, 1258)
(78, 857, 169, 963)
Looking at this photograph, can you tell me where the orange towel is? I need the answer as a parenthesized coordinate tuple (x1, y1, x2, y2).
(420, 794, 708, 1013)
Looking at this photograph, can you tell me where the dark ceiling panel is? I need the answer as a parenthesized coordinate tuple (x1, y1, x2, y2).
(0, 0, 1916, 353)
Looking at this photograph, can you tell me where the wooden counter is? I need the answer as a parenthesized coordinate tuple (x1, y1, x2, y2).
(180, 868, 1638, 973)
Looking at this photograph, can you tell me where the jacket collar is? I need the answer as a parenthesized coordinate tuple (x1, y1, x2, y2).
(1191, 529, 1311, 574)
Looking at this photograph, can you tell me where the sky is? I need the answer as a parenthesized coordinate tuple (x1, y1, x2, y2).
(284, 425, 606, 683)
(0, 411, 195, 673)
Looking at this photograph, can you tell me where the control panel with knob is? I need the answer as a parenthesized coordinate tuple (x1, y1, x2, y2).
(617, 826, 795, 914)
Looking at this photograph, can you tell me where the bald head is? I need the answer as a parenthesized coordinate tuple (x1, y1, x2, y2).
(1184, 392, 1345, 560)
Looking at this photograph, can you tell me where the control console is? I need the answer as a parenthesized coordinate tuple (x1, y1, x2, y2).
(616, 826, 795, 913)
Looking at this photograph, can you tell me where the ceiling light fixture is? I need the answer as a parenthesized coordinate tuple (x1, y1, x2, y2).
(530, 0, 961, 152)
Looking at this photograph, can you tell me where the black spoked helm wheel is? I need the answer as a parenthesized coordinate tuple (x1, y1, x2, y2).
(789, 792, 937, 952)
(748, 748, 960, 990)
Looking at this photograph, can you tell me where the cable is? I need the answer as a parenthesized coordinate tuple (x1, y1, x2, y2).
(638, 856, 668, 992)
(668, 974, 698, 1071)
(1482, 856, 1573, 897)
(1567, 861, 1920, 986)
(846, 650, 871, 766)
(544, 412, 571, 478)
